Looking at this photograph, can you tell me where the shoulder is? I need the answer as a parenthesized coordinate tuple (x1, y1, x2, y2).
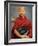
(25, 16, 29, 20)
(16, 17, 20, 21)
(15, 17, 20, 23)
(25, 16, 32, 21)
(25, 16, 32, 25)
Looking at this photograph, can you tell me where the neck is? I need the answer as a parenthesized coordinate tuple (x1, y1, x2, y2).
(22, 16, 24, 18)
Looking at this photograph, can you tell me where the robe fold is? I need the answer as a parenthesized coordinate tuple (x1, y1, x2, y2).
(11, 16, 32, 38)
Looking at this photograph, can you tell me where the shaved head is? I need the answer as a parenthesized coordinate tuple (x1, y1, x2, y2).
(17, 6, 26, 16)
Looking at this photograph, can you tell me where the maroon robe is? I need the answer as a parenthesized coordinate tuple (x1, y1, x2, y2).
(11, 16, 32, 38)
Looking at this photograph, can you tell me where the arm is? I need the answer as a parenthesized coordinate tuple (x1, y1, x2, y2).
(27, 21, 32, 38)
(14, 29, 28, 38)
(13, 18, 23, 38)
(14, 29, 22, 37)
(27, 29, 32, 38)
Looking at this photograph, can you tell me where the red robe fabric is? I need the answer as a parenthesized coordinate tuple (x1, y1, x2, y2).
(11, 16, 32, 38)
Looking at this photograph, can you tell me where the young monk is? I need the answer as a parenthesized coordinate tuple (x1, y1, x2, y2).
(11, 7, 32, 38)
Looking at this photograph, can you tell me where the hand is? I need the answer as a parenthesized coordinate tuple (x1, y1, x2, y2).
(21, 35, 25, 38)
(21, 35, 29, 38)
(24, 35, 29, 38)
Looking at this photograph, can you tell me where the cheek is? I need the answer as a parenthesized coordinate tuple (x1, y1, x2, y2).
(18, 12, 22, 14)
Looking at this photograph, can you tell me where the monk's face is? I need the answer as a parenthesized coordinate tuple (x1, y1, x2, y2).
(17, 7, 26, 16)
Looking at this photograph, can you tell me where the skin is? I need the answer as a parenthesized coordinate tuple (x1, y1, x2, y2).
(14, 7, 29, 38)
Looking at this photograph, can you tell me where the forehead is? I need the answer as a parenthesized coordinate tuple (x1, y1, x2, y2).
(17, 7, 25, 10)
